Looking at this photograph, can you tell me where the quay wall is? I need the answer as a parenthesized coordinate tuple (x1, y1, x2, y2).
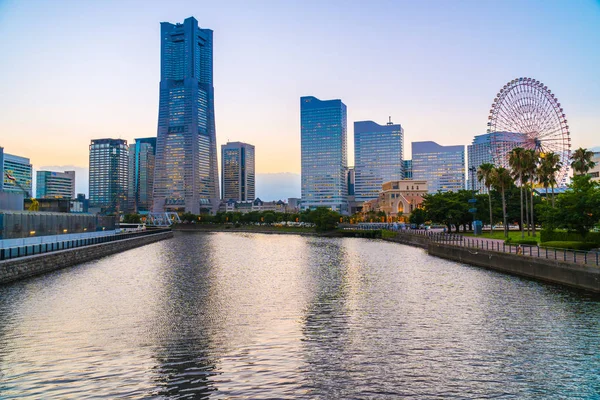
(0, 230, 173, 285)
(428, 242, 600, 293)
(383, 234, 429, 249)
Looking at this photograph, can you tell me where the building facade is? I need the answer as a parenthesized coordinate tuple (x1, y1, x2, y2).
(300, 96, 348, 213)
(36, 171, 75, 199)
(221, 141, 255, 202)
(354, 120, 404, 201)
(153, 16, 219, 214)
(412, 141, 465, 193)
(128, 138, 156, 213)
(0, 147, 32, 197)
(403, 160, 413, 179)
(589, 149, 600, 182)
(362, 179, 428, 219)
(89, 139, 128, 213)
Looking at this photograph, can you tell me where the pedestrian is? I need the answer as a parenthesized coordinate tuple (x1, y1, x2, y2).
(517, 245, 523, 255)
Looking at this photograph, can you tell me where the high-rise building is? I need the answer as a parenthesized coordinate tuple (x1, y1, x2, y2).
(36, 171, 75, 199)
(300, 96, 347, 212)
(412, 141, 465, 193)
(403, 160, 413, 179)
(89, 139, 128, 213)
(221, 141, 255, 202)
(153, 16, 219, 214)
(347, 167, 355, 196)
(588, 148, 600, 183)
(0, 147, 32, 197)
(354, 120, 404, 201)
(128, 138, 156, 213)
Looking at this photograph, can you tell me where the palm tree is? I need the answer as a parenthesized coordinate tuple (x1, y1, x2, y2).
(524, 149, 539, 237)
(477, 163, 495, 236)
(571, 147, 596, 175)
(491, 167, 512, 238)
(509, 147, 527, 239)
(543, 152, 562, 207)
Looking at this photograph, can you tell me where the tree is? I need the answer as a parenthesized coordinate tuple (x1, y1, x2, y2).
(537, 152, 562, 208)
(409, 208, 426, 225)
(509, 147, 527, 239)
(491, 167, 512, 238)
(570, 147, 597, 175)
(263, 212, 276, 224)
(123, 213, 142, 223)
(523, 149, 539, 237)
(477, 163, 495, 236)
(308, 207, 341, 232)
(554, 175, 600, 238)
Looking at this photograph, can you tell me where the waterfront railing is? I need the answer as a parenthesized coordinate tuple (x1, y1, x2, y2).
(0, 229, 171, 261)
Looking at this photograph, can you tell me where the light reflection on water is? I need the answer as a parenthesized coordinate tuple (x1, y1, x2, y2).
(0, 232, 599, 398)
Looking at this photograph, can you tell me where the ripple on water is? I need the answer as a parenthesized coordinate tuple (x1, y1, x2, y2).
(0, 232, 599, 399)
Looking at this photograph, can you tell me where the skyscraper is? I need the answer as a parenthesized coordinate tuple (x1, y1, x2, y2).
(36, 171, 75, 199)
(300, 96, 347, 212)
(403, 160, 413, 179)
(221, 141, 255, 202)
(152, 17, 219, 214)
(89, 139, 128, 213)
(0, 147, 32, 197)
(354, 120, 404, 201)
(412, 141, 465, 193)
(128, 138, 156, 213)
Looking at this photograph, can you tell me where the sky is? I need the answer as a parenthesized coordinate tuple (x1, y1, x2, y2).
(0, 0, 599, 198)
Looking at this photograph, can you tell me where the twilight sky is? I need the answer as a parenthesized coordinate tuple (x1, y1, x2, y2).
(0, 0, 599, 197)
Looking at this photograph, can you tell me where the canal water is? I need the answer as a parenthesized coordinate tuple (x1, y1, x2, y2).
(0, 232, 599, 399)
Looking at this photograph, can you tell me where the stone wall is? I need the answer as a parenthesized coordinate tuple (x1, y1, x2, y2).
(428, 242, 600, 293)
(0, 231, 173, 285)
(383, 233, 430, 249)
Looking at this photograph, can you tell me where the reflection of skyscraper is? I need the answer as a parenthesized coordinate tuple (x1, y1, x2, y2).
(354, 120, 404, 201)
(153, 17, 219, 214)
(221, 142, 255, 201)
(129, 138, 156, 213)
(300, 96, 347, 212)
(412, 141, 465, 193)
(89, 139, 128, 213)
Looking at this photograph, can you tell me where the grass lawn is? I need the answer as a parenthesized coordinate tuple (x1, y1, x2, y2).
(462, 230, 541, 243)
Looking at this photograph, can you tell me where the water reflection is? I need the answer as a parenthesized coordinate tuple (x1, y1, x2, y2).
(0, 233, 599, 398)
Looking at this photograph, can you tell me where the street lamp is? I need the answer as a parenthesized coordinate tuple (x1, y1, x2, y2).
(468, 166, 478, 234)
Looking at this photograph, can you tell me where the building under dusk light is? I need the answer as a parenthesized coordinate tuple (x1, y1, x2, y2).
(412, 141, 465, 193)
(128, 138, 156, 213)
(89, 139, 128, 213)
(300, 96, 348, 213)
(221, 141, 255, 202)
(152, 16, 219, 214)
(36, 170, 75, 199)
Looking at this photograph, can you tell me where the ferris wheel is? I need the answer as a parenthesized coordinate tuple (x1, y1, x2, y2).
(487, 77, 571, 184)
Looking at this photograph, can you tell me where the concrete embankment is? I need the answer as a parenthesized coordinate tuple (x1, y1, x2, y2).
(428, 241, 600, 293)
(0, 230, 173, 285)
(383, 234, 430, 249)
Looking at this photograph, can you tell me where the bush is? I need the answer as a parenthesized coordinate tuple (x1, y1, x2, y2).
(540, 241, 598, 251)
(540, 230, 600, 245)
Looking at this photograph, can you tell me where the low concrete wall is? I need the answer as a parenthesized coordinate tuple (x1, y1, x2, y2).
(383, 234, 430, 249)
(428, 242, 600, 293)
(0, 231, 173, 285)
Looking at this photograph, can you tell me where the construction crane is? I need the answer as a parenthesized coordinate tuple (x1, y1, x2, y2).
(5, 172, 38, 211)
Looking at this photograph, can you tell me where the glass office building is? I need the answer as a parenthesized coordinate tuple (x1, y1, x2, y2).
(36, 171, 75, 199)
(403, 160, 413, 179)
(300, 96, 347, 212)
(0, 148, 32, 197)
(354, 120, 404, 201)
(412, 141, 465, 193)
(128, 138, 156, 213)
(221, 142, 255, 201)
(153, 16, 219, 214)
(89, 139, 128, 213)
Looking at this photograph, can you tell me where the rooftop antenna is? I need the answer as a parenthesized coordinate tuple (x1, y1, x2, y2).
(387, 116, 393, 125)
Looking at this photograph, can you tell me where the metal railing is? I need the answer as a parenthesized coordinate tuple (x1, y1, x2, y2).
(394, 230, 600, 267)
(0, 229, 171, 261)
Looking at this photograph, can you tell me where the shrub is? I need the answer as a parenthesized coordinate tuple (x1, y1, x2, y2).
(540, 230, 600, 244)
(540, 241, 598, 251)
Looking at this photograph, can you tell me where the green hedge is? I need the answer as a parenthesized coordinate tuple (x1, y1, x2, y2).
(540, 230, 600, 244)
(540, 241, 599, 251)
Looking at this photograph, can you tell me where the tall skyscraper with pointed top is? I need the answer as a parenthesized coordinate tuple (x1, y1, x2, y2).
(152, 16, 219, 214)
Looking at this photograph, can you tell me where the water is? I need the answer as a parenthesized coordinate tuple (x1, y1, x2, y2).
(1, 232, 599, 399)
